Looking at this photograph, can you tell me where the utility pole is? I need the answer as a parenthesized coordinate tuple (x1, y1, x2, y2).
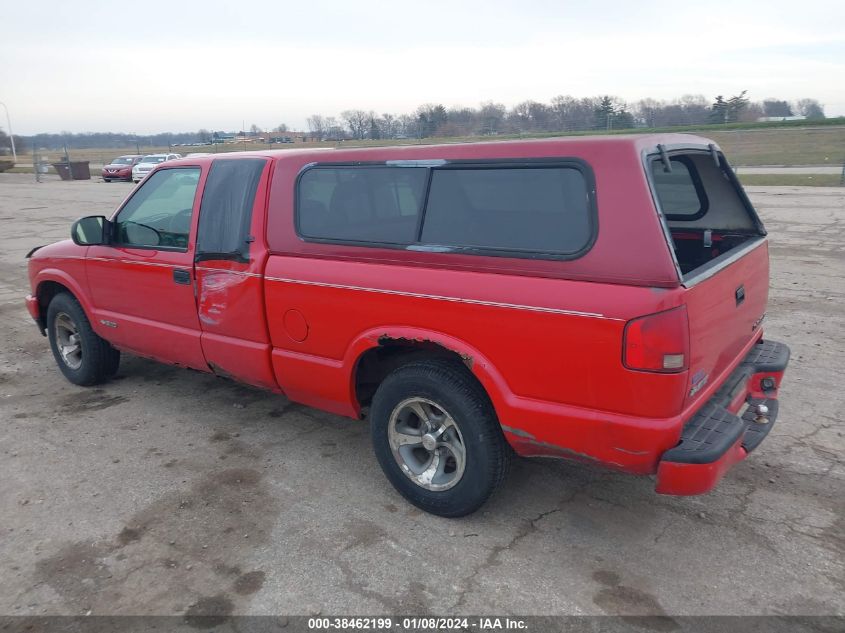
(0, 101, 17, 163)
(34, 140, 41, 183)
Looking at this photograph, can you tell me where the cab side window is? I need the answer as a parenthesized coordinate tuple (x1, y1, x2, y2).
(114, 168, 201, 250)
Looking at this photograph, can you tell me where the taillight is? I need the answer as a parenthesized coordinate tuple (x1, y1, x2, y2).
(623, 306, 689, 373)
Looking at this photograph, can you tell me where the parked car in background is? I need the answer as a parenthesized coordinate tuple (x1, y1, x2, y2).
(101, 155, 142, 182)
(131, 153, 181, 183)
(25, 136, 789, 517)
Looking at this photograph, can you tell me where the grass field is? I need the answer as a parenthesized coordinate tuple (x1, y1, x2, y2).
(16, 123, 845, 170)
(710, 127, 845, 166)
(737, 173, 841, 187)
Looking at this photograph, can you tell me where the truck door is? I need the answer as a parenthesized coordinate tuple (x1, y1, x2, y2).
(193, 158, 278, 390)
(86, 166, 208, 370)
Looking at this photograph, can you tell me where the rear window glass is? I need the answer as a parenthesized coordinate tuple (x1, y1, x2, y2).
(421, 167, 591, 254)
(651, 158, 707, 219)
(298, 167, 427, 243)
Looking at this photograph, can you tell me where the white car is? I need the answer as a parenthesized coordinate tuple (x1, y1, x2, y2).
(132, 153, 181, 183)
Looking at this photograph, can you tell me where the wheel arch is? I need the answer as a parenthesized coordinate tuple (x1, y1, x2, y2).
(34, 270, 93, 331)
(346, 327, 512, 418)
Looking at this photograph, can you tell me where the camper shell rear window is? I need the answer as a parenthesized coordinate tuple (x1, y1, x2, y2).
(295, 159, 597, 260)
(647, 148, 766, 280)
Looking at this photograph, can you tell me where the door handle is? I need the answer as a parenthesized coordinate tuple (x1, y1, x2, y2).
(173, 268, 191, 285)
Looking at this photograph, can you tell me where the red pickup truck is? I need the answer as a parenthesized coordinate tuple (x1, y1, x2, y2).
(25, 135, 789, 516)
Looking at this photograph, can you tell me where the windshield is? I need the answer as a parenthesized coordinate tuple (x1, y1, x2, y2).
(111, 157, 135, 165)
(141, 156, 166, 164)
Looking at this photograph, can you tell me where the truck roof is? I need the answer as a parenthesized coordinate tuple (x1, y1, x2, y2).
(168, 133, 719, 167)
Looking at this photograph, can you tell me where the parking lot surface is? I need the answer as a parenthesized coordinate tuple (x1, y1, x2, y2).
(0, 174, 842, 617)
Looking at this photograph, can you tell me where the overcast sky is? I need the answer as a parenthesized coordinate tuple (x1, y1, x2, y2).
(2, 0, 844, 135)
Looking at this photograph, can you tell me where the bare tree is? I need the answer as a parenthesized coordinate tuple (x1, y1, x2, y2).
(634, 95, 709, 128)
(396, 114, 415, 137)
(325, 118, 346, 141)
(341, 110, 370, 139)
(509, 101, 552, 132)
(738, 102, 764, 123)
(550, 95, 578, 131)
(677, 95, 710, 125)
(307, 115, 326, 141)
(380, 113, 398, 139)
(478, 102, 506, 135)
(369, 115, 381, 140)
(445, 107, 476, 136)
(794, 98, 825, 119)
(763, 99, 793, 117)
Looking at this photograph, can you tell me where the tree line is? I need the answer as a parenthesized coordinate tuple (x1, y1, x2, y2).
(0, 93, 827, 154)
(310, 93, 826, 140)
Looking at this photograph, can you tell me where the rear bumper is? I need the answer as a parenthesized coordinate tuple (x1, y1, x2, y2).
(655, 339, 790, 495)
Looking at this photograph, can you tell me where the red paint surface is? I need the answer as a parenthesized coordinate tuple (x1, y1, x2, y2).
(656, 441, 748, 496)
(26, 135, 785, 495)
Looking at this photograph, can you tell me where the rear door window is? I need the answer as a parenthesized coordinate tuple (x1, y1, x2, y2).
(197, 158, 266, 261)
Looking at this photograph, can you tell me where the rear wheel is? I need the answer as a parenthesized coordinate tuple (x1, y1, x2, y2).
(47, 293, 120, 386)
(370, 359, 511, 517)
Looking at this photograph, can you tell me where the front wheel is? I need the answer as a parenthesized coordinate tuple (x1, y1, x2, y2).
(47, 292, 120, 386)
(370, 359, 511, 517)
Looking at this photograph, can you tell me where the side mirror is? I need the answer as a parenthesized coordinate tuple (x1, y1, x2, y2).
(71, 216, 108, 246)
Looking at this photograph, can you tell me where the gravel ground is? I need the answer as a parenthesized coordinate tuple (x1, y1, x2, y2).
(0, 174, 842, 618)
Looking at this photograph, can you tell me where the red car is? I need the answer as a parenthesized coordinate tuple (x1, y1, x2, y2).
(101, 155, 142, 182)
(25, 135, 789, 516)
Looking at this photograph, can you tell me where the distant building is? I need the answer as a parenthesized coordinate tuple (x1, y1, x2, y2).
(756, 116, 806, 122)
(211, 132, 236, 144)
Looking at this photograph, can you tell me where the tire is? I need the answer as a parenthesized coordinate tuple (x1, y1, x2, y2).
(370, 359, 511, 517)
(103, 178, 111, 183)
(46, 292, 120, 386)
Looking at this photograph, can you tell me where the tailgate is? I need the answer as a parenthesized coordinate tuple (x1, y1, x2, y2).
(682, 239, 769, 410)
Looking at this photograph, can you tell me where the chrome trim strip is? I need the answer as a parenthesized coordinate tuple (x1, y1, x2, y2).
(264, 276, 617, 320)
(39, 255, 87, 262)
(88, 257, 183, 270)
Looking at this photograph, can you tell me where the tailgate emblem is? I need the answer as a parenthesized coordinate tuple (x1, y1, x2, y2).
(735, 285, 745, 306)
(689, 370, 709, 397)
